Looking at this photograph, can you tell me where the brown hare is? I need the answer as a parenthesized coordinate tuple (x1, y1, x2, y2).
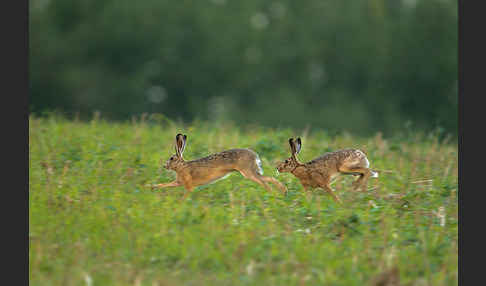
(153, 134, 287, 198)
(276, 138, 378, 204)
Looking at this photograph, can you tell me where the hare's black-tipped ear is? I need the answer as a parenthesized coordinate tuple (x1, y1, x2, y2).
(180, 134, 187, 154)
(288, 138, 296, 155)
(295, 138, 302, 154)
(175, 134, 185, 157)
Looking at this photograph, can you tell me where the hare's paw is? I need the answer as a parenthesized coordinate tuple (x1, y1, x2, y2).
(351, 180, 360, 191)
(147, 183, 163, 190)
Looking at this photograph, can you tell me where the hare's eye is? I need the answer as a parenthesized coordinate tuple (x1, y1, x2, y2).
(285, 160, 288, 163)
(170, 157, 174, 160)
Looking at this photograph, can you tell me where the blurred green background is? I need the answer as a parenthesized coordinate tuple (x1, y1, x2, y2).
(29, 0, 457, 137)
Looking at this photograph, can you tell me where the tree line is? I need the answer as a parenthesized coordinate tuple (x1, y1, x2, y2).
(30, 0, 457, 136)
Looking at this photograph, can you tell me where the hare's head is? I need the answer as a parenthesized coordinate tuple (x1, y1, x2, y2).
(164, 134, 187, 170)
(276, 138, 302, 173)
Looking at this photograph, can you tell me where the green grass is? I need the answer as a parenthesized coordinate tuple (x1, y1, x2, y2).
(29, 115, 458, 286)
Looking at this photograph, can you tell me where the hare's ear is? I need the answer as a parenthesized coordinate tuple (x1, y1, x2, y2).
(295, 138, 302, 154)
(288, 138, 296, 156)
(175, 134, 185, 157)
(180, 134, 187, 155)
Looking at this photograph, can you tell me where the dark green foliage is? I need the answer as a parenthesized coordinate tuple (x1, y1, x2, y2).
(30, 0, 457, 136)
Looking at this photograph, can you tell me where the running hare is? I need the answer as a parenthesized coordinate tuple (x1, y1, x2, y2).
(276, 138, 378, 203)
(153, 134, 287, 198)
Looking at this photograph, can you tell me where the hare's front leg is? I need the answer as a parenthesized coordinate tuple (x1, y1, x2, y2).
(321, 185, 343, 204)
(310, 172, 342, 204)
(179, 176, 196, 200)
(181, 186, 195, 200)
(152, 180, 181, 190)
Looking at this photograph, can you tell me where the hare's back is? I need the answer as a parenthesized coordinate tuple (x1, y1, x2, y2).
(189, 148, 258, 166)
(216, 148, 258, 161)
(310, 149, 368, 166)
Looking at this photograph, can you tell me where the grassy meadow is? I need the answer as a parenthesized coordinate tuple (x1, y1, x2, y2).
(29, 115, 458, 286)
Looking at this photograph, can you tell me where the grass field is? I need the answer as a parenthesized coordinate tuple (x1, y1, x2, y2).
(29, 115, 458, 286)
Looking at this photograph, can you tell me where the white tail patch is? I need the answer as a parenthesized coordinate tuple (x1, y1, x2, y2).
(371, 170, 379, 178)
(364, 157, 370, 168)
(255, 156, 263, 175)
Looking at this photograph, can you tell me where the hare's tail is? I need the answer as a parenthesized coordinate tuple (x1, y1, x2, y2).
(371, 170, 379, 178)
(255, 156, 264, 175)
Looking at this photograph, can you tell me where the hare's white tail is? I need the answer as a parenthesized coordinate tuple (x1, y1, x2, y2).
(255, 156, 264, 175)
(371, 170, 379, 178)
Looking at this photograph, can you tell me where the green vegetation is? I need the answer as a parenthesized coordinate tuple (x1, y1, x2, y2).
(29, 115, 458, 285)
(30, 0, 457, 136)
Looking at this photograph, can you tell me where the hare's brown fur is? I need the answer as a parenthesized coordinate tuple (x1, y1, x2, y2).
(153, 134, 287, 198)
(276, 138, 378, 204)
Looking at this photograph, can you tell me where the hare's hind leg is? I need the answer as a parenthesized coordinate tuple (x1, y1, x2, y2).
(355, 169, 372, 192)
(239, 170, 273, 192)
(238, 155, 286, 194)
(260, 176, 287, 194)
(339, 165, 372, 192)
